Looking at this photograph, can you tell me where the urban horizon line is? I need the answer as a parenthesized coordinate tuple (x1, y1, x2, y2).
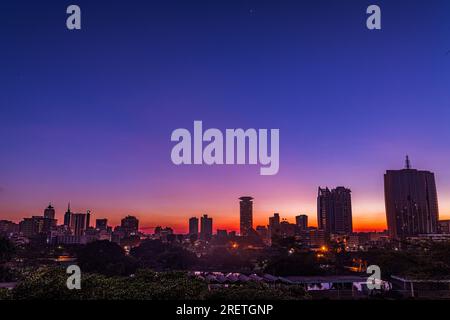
(2, 156, 448, 235)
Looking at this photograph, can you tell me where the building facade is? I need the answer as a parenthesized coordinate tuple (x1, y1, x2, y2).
(384, 157, 439, 239)
(317, 186, 353, 235)
(239, 196, 253, 236)
(200, 214, 213, 240)
(189, 217, 199, 236)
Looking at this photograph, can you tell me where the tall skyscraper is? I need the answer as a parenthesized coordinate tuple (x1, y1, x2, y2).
(239, 196, 253, 236)
(295, 214, 308, 230)
(121, 215, 139, 236)
(317, 186, 353, 235)
(44, 204, 55, 220)
(189, 217, 199, 235)
(64, 203, 72, 227)
(317, 187, 332, 234)
(200, 214, 213, 240)
(384, 156, 439, 239)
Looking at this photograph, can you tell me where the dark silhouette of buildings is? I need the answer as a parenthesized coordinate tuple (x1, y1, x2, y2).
(64, 203, 72, 226)
(239, 196, 253, 236)
(268, 213, 280, 237)
(96, 218, 108, 231)
(44, 204, 55, 220)
(317, 186, 353, 235)
(19, 215, 56, 238)
(384, 156, 439, 239)
(295, 214, 308, 230)
(121, 215, 139, 236)
(71, 213, 87, 236)
(255, 225, 269, 240)
(200, 214, 213, 240)
(189, 217, 199, 235)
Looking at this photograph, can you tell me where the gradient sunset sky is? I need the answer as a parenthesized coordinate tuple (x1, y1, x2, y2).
(1, 0, 450, 233)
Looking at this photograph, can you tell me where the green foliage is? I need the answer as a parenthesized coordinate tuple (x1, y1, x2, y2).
(206, 283, 307, 300)
(264, 252, 324, 276)
(77, 240, 137, 276)
(0, 237, 15, 263)
(357, 242, 450, 279)
(0, 288, 12, 300)
(131, 240, 198, 270)
(200, 247, 252, 272)
(8, 266, 308, 300)
(0, 265, 17, 282)
(9, 267, 209, 300)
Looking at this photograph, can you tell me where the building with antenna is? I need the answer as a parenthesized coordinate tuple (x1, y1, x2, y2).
(384, 156, 439, 239)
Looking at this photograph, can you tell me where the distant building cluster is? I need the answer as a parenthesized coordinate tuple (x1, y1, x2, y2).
(0, 203, 141, 247)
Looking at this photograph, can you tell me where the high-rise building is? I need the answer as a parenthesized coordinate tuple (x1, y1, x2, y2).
(239, 196, 253, 236)
(96, 218, 108, 231)
(44, 204, 55, 220)
(200, 214, 213, 240)
(19, 217, 41, 238)
(295, 214, 308, 230)
(64, 203, 72, 227)
(121, 215, 139, 236)
(317, 186, 353, 235)
(384, 156, 439, 239)
(71, 213, 87, 236)
(189, 217, 199, 235)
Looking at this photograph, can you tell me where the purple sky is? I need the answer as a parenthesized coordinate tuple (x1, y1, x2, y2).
(1, 0, 450, 232)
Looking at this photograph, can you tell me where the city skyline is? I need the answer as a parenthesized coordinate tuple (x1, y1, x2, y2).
(1, 1, 450, 233)
(2, 156, 448, 234)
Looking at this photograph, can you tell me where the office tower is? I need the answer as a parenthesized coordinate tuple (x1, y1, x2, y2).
(189, 217, 199, 235)
(239, 196, 253, 236)
(64, 203, 72, 226)
(71, 213, 87, 236)
(44, 204, 55, 220)
(384, 156, 439, 239)
(317, 186, 353, 235)
(200, 214, 213, 240)
(19, 217, 40, 238)
(317, 187, 332, 234)
(96, 218, 108, 231)
(295, 214, 308, 230)
(121, 215, 139, 236)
